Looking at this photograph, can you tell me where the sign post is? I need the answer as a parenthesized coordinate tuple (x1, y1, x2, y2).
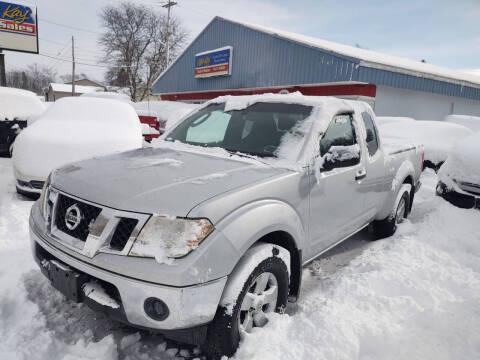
(0, 49, 5, 86)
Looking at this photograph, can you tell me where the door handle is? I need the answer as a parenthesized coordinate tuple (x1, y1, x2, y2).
(355, 169, 367, 181)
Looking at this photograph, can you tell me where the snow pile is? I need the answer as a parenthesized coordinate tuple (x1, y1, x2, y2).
(134, 100, 199, 130)
(378, 120, 472, 165)
(0, 87, 46, 120)
(190, 172, 228, 185)
(50, 83, 103, 94)
(12, 97, 142, 179)
(80, 91, 132, 103)
(445, 114, 480, 132)
(376, 116, 416, 125)
(82, 282, 120, 309)
(438, 132, 480, 188)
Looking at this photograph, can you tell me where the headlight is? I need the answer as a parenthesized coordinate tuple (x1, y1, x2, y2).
(38, 174, 51, 219)
(129, 216, 214, 262)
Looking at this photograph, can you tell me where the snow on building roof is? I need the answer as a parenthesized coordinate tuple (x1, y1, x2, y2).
(224, 17, 480, 88)
(49, 83, 103, 94)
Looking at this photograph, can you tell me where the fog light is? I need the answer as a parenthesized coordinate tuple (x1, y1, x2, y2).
(144, 297, 169, 321)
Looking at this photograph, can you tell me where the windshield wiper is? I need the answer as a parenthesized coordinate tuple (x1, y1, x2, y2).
(224, 148, 275, 165)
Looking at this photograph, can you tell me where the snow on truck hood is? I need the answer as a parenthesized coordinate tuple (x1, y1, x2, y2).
(12, 97, 142, 179)
(51, 147, 287, 216)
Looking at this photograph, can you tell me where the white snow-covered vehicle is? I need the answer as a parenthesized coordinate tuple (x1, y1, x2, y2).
(0, 87, 46, 157)
(12, 97, 142, 198)
(377, 118, 472, 170)
(437, 132, 480, 209)
(444, 114, 480, 133)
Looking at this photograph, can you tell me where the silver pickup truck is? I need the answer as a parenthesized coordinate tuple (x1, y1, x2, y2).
(29, 94, 423, 358)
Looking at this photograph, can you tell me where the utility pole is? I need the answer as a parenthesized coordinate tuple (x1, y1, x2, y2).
(71, 36, 75, 96)
(162, 0, 177, 65)
(0, 49, 6, 87)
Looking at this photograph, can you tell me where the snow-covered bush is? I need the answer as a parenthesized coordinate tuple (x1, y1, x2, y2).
(13, 97, 142, 179)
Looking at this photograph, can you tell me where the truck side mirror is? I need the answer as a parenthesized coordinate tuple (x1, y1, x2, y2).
(321, 145, 360, 172)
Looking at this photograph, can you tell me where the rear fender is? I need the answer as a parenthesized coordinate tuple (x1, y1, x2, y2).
(377, 160, 415, 220)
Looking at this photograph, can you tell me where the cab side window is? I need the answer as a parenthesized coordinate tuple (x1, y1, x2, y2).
(362, 112, 379, 157)
(320, 113, 360, 171)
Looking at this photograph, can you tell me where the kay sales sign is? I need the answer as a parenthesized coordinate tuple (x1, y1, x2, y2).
(0, 1, 38, 54)
(194, 46, 232, 78)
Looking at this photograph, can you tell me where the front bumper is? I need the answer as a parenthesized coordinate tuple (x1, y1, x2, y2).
(436, 181, 480, 209)
(30, 223, 227, 340)
(14, 168, 45, 197)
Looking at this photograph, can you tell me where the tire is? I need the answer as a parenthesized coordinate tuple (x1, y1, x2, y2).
(202, 244, 290, 359)
(372, 184, 411, 239)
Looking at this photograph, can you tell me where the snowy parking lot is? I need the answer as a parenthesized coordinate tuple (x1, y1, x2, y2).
(1, 155, 479, 360)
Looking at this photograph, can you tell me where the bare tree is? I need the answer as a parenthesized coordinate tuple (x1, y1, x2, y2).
(6, 63, 57, 95)
(99, 1, 187, 101)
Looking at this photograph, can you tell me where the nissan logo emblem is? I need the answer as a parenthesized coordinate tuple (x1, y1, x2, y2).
(65, 204, 83, 230)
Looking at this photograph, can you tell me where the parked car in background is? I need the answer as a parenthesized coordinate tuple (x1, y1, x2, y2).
(81, 92, 161, 141)
(437, 132, 480, 209)
(30, 94, 423, 358)
(134, 100, 199, 134)
(444, 114, 480, 132)
(13, 97, 142, 198)
(0, 87, 46, 157)
(377, 118, 472, 170)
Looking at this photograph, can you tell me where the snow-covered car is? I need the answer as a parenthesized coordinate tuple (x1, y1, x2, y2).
(436, 132, 480, 209)
(13, 97, 142, 198)
(81, 92, 161, 141)
(0, 87, 46, 157)
(134, 100, 199, 134)
(444, 114, 480, 132)
(378, 119, 472, 170)
(30, 94, 424, 357)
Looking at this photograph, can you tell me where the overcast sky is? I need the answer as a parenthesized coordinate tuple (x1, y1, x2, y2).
(3, 0, 480, 83)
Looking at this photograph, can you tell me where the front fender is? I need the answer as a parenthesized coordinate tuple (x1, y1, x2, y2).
(215, 199, 305, 256)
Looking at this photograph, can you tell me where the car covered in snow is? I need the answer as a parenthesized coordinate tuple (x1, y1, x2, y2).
(0, 87, 46, 157)
(13, 97, 142, 198)
(444, 114, 480, 132)
(29, 94, 423, 358)
(377, 118, 472, 170)
(436, 132, 480, 209)
(80, 92, 161, 141)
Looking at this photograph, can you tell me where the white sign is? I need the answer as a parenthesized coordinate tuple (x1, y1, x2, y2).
(0, 1, 38, 54)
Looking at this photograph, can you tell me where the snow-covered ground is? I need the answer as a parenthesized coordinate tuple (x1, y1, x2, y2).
(0, 156, 479, 360)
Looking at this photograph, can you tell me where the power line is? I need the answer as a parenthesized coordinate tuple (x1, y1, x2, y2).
(38, 53, 133, 69)
(39, 17, 103, 35)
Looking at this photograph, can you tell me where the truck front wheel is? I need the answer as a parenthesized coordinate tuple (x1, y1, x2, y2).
(202, 244, 290, 359)
(372, 184, 411, 239)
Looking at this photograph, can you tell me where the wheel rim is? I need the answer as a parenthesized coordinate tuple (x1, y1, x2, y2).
(238, 272, 278, 333)
(395, 196, 406, 224)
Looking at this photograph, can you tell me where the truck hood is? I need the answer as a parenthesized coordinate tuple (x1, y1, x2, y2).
(52, 147, 286, 216)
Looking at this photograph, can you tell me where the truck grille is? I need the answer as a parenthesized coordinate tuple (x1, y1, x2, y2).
(109, 218, 139, 251)
(54, 194, 102, 241)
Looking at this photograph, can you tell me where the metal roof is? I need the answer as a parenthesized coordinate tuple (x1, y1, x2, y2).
(152, 17, 480, 100)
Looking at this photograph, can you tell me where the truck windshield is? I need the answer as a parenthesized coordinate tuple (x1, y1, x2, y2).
(165, 102, 313, 157)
